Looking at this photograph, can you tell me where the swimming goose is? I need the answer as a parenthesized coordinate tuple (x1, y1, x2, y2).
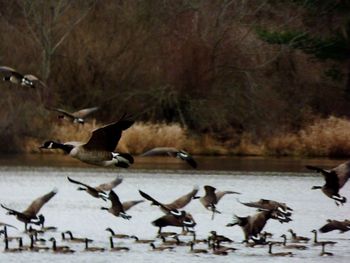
(0, 226, 21, 242)
(25, 235, 50, 252)
(188, 242, 208, 254)
(152, 211, 196, 234)
(48, 106, 99, 124)
(141, 147, 197, 168)
(130, 235, 155, 244)
(306, 162, 350, 205)
(320, 242, 333, 256)
(105, 227, 130, 239)
(311, 230, 337, 246)
(139, 187, 198, 213)
(64, 231, 93, 243)
(188, 230, 208, 244)
(287, 229, 310, 243)
(226, 209, 284, 242)
(0, 66, 45, 88)
(84, 238, 105, 252)
(1, 188, 57, 230)
(209, 231, 233, 247)
(109, 236, 129, 251)
(211, 243, 228, 256)
(319, 219, 350, 233)
(150, 242, 174, 251)
(40, 114, 134, 168)
(280, 234, 308, 250)
(101, 190, 131, 219)
(49, 237, 74, 253)
(268, 242, 293, 257)
(67, 176, 123, 201)
(196, 185, 240, 220)
(122, 200, 144, 211)
(3, 238, 22, 253)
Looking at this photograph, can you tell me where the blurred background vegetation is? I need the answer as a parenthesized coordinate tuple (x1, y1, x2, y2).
(1, 0, 350, 156)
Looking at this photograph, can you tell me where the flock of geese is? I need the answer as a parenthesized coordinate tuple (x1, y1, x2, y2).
(0, 65, 349, 258)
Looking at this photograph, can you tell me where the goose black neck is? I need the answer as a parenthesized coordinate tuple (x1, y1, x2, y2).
(54, 142, 74, 154)
(109, 237, 114, 248)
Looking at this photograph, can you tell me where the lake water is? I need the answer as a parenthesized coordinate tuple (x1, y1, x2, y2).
(0, 154, 349, 262)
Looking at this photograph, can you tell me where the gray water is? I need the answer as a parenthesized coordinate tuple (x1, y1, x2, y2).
(0, 155, 349, 262)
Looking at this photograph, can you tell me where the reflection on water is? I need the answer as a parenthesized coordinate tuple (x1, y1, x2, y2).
(0, 154, 347, 173)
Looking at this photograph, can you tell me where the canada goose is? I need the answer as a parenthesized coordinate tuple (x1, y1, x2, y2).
(319, 219, 350, 233)
(209, 231, 233, 247)
(238, 198, 293, 216)
(189, 241, 208, 254)
(108, 236, 129, 251)
(0, 66, 45, 88)
(49, 237, 74, 253)
(25, 235, 50, 251)
(196, 185, 240, 220)
(3, 237, 22, 252)
(141, 147, 197, 168)
(122, 200, 144, 211)
(226, 209, 284, 242)
(105, 227, 130, 239)
(1, 188, 57, 230)
(150, 242, 174, 251)
(48, 106, 98, 124)
(268, 242, 293, 257)
(287, 229, 310, 243)
(39, 114, 134, 168)
(139, 187, 198, 213)
(152, 211, 196, 234)
(160, 235, 179, 246)
(188, 230, 208, 244)
(280, 234, 308, 250)
(306, 162, 350, 205)
(211, 243, 228, 256)
(130, 235, 155, 244)
(101, 190, 131, 219)
(84, 238, 105, 252)
(32, 215, 57, 232)
(320, 242, 333, 256)
(311, 230, 337, 246)
(0, 226, 21, 242)
(65, 231, 93, 243)
(67, 176, 123, 201)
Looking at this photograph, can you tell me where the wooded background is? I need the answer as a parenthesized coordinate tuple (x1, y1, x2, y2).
(0, 0, 349, 154)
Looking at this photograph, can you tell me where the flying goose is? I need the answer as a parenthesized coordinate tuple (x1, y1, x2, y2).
(49, 237, 75, 253)
(101, 190, 131, 220)
(268, 242, 293, 257)
(320, 242, 333, 256)
(188, 242, 208, 254)
(109, 236, 129, 251)
(280, 234, 308, 250)
(238, 198, 292, 216)
(306, 162, 350, 205)
(141, 147, 197, 168)
(0, 66, 45, 89)
(319, 219, 350, 233)
(122, 200, 144, 211)
(310, 230, 337, 246)
(152, 211, 196, 234)
(149, 242, 174, 251)
(105, 227, 130, 239)
(1, 188, 57, 230)
(130, 235, 154, 244)
(287, 229, 310, 243)
(84, 238, 105, 252)
(64, 231, 93, 243)
(40, 114, 134, 168)
(67, 176, 123, 201)
(139, 187, 198, 214)
(226, 209, 285, 242)
(196, 185, 240, 220)
(48, 106, 99, 124)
